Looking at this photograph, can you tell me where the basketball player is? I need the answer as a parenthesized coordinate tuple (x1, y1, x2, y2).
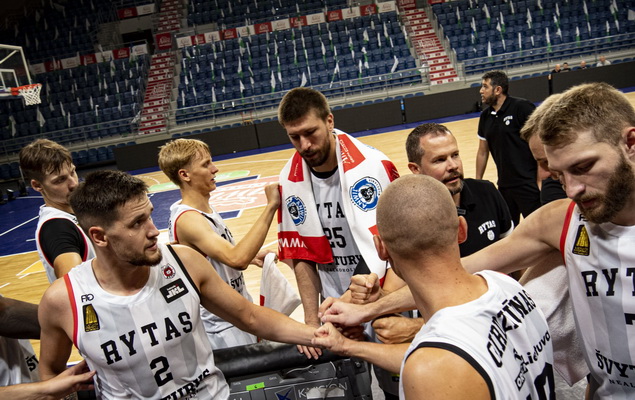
(38, 170, 318, 399)
(518, 95, 588, 398)
(277, 87, 401, 397)
(0, 360, 94, 399)
(158, 138, 276, 348)
(312, 175, 554, 399)
(19, 139, 95, 282)
(336, 83, 635, 398)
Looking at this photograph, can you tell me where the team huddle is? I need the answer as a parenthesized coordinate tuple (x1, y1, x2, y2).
(1, 74, 634, 400)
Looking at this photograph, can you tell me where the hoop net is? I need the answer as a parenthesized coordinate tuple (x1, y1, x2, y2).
(11, 83, 42, 106)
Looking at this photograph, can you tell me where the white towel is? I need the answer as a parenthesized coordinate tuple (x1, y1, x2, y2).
(259, 252, 301, 316)
(278, 130, 399, 282)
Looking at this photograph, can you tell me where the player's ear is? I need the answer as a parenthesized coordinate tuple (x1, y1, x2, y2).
(89, 226, 107, 247)
(457, 216, 468, 245)
(407, 162, 421, 175)
(178, 168, 189, 183)
(31, 179, 43, 193)
(623, 127, 635, 159)
(373, 235, 389, 261)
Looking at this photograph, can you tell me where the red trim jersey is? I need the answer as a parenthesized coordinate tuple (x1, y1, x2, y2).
(169, 202, 255, 347)
(35, 205, 95, 283)
(64, 244, 228, 399)
(561, 202, 635, 399)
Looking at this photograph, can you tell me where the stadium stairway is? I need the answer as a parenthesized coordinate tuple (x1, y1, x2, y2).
(139, 0, 182, 135)
(139, 52, 176, 135)
(403, 8, 458, 85)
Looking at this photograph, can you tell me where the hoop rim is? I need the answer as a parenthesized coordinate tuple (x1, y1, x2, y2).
(10, 83, 42, 96)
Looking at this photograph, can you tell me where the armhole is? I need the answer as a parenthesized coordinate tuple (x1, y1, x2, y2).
(63, 275, 79, 348)
(166, 244, 202, 299)
(79, 226, 90, 261)
(173, 210, 217, 244)
(559, 201, 576, 264)
(408, 341, 495, 400)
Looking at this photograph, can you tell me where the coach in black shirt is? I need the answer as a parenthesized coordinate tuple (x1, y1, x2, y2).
(475, 70, 541, 226)
(406, 123, 513, 257)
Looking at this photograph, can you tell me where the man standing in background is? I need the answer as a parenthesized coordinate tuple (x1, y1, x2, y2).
(476, 70, 541, 226)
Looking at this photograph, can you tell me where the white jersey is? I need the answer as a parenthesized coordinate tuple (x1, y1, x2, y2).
(36, 205, 95, 283)
(64, 244, 228, 399)
(399, 271, 554, 399)
(561, 202, 635, 399)
(311, 171, 365, 299)
(169, 202, 255, 346)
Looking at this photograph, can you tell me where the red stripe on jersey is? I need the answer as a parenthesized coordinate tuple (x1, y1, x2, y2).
(172, 210, 199, 244)
(64, 274, 79, 347)
(560, 201, 577, 264)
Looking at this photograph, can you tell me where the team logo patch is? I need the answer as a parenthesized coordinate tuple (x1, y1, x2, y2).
(83, 304, 100, 332)
(162, 264, 176, 279)
(160, 279, 189, 303)
(572, 225, 590, 256)
(350, 177, 381, 211)
(286, 196, 307, 225)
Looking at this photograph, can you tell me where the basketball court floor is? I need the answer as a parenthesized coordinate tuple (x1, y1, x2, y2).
(2, 89, 634, 363)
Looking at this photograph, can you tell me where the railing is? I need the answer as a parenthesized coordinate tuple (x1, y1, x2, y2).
(457, 32, 635, 77)
(171, 67, 426, 126)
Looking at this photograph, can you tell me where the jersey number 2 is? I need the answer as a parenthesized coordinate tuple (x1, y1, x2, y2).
(151, 356, 173, 387)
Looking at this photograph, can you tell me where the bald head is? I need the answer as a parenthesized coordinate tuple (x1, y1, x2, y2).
(377, 175, 459, 260)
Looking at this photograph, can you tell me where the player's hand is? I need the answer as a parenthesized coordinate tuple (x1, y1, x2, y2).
(340, 324, 366, 341)
(320, 299, 368, 326)
(250, 249, 276, 268)
(312, 322, 349, 356)
(349, 273, 381, 304)
(264, 183, 281, 209)
(372, 315, 423, 344)
(297, 321, 323, 360)
(43, 360, 96, 399)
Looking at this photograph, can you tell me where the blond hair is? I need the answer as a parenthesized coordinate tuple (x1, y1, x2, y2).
(158, 139, 211, 186)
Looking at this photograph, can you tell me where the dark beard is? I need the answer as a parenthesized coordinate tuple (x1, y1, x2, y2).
(577, 156, 634, 224)
(301, 138, 331, 168)
(129, 248, 163, 267)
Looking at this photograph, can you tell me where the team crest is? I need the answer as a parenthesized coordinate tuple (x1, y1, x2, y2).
(286, 196, 307, 225)
(162, 264, 176, 279)
(350, 177, 381, 211)
(83, 304, 100, 332)
(572, 225, 590, 256)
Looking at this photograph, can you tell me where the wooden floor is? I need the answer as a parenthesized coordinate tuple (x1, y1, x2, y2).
(2, 90, 634, 362)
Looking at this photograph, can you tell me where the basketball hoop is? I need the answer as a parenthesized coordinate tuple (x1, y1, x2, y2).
(11, 83, 42, 106)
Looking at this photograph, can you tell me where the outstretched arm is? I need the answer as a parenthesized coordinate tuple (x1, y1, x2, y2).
(312, 323, 408, 373)
(0, 297, 39, 339)
(0, 360, 96, 400)
(462, 199, 568, 275)
(175, 245, 320, 357)
(176, 183, 280, 270)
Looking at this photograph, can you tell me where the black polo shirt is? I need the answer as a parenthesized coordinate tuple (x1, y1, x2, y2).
(477, 96, 537, 189)
(458, 178, 514, 257)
